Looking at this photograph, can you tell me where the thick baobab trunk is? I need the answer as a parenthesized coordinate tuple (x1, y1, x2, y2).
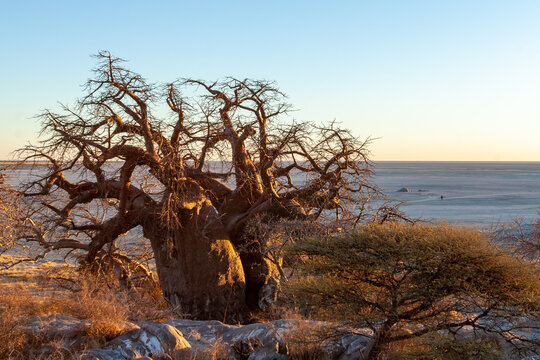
(238, 248, 280, 310)
(227, 199, 307, 311)
(144, 200, 246, 323)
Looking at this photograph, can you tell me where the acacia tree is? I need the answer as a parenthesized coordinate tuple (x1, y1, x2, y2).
(17, 52, 374, 322)
(286, 222, 540, 359)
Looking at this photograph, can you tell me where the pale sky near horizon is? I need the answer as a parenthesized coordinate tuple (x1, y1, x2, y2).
(1, 1, 539, 161)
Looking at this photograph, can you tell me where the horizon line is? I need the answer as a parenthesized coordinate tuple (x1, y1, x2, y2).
(1, 159, 539, 164)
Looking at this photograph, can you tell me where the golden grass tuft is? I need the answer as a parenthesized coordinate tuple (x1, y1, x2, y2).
(282, 322, 333, 360)
(0, 264, 177, 359)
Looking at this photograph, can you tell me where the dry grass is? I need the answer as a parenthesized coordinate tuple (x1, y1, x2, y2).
(0, 289, 78, 359)
(385, 333, 505, 360)
(278, 318, 338, 360)
(286, 337, 332, 360)
(0, 263, 177, 359)
(178, 341, 232, 360)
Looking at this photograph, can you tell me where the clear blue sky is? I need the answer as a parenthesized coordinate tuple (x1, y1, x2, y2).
(1, 0, 539, 160)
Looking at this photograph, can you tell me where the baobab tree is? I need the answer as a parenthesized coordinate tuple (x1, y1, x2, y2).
(16, 52, 375, 322)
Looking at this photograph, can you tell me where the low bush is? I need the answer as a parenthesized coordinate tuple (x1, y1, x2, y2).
(285, 222, 539, 359)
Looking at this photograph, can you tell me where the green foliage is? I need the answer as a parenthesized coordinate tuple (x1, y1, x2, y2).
(285, 222, 539, 358)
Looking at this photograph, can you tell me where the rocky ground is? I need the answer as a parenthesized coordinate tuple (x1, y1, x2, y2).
(23, 315, 374, 359)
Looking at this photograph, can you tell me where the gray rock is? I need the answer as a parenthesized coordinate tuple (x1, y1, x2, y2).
(20, 315, 375, 360)
(140, 322, 191, 353)
(232, 336, 263, 359)
(21, 314, 140, 354)
(248, 346, 286, 360)
(105, 328, 156, 358)
(166, 319, 373, 360)
(22, 314, 92, 340)
(104, 323, 190, 359)
(337, 331, 374, 360)
(78, 348, 129, 360)
(21, 314, 116, 354)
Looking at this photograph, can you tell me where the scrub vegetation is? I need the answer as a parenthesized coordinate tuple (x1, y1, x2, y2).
(285, 222, 540, 359)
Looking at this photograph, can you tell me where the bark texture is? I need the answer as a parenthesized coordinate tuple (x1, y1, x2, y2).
(144, 202, 246, 322)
